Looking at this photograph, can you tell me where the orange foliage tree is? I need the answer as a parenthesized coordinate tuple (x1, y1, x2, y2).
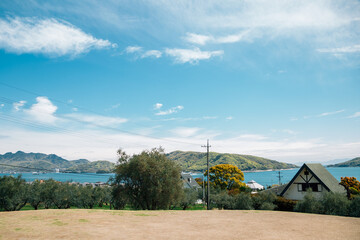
(340, 176, 360, 199)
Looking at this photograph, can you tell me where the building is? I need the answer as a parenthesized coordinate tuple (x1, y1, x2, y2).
(279, 163, 346, 200)
(246, 180, 264, 192)
(181, 172, 201, 189)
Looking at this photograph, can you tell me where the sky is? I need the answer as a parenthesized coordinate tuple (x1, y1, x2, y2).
(0, 0, 359, 163)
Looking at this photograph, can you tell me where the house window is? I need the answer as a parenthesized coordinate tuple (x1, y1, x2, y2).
(298, 183, 320, 192)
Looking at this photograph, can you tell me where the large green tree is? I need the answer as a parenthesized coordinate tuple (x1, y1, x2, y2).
(112, 148, 184, 210)
(0, 175, 28, 211)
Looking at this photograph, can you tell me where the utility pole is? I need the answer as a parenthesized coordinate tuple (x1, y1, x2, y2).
(277, 170, 283, 185)
(202, 139, 211, 210)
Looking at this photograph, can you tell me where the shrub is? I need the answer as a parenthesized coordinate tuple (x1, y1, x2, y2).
(294, 190, 322, 214)
(320, 192, 350, 216)
(349, 196, 360, 217)
(233, 193, 253, 210)
(212, 192, 234, 210)
(274, 197, 297, 211)
(252, 191, 276, 210)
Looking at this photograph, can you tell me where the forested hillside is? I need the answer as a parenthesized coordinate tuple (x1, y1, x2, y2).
(166, 151, 297, 171)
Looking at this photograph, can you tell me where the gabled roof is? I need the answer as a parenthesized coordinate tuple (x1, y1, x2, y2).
(280, 163, 345, 196)
(181, 173, 201, 189)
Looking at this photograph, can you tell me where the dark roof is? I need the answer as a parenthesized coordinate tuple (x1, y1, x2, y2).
(280, 163, 345, 196)
(181, 173, 201, 189)
(263, 184, 287, 196)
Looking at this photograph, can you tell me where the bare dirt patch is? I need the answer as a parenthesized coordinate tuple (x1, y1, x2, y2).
(0, 209, 359, 240)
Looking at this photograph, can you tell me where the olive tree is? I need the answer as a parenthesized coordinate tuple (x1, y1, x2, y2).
(112, 148, 184, 210)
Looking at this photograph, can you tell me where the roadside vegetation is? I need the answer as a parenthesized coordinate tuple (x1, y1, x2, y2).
(1, 148, 359, 217)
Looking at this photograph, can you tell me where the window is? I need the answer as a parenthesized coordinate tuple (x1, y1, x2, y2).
(298, 183, 320, 192)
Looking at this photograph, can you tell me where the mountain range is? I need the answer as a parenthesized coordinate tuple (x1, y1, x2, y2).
(327, 157, 360, 167)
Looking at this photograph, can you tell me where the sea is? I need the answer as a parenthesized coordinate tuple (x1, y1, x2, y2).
(0, 167, 359, 187)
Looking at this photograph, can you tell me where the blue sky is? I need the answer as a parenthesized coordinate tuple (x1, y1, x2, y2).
(0, 0, 359, 163)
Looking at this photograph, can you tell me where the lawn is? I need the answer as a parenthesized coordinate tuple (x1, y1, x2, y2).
(0, 209, 359, 239)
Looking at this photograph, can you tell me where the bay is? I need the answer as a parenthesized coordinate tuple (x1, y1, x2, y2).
(0, 167, 359, 187)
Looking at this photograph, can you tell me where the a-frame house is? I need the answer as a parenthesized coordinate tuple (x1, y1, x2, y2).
(280, 163, 346, 200)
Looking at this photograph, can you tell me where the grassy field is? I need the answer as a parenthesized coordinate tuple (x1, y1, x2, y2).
(1, 209, 359, 239)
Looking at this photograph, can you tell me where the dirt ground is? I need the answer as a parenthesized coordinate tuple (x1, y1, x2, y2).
(0, 209, 359, 240)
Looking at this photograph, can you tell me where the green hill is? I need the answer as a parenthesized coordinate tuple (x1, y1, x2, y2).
(328, 157, 360, 167)
(166, 151, 297, 172)
(0, 151, 114, 173)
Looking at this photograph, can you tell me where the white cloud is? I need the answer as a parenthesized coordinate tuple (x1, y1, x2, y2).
(317, 45, 360, 54)
(105, 103, 121, 111)
(318, 109, 345, 117)
(184, 33, 212, 45)
(0, 17, 114, 57)
(226, 116, 233, 120)
(165, 48, 223, 64)
(64, 113, 128, 127)
(171, 127, 201, 138)
(13, 100, 26, 111)
(153, 103, 163, 110)
(0, 104, 4, 108)
(235, 134, 268, 140)
(125, 46, 142, 53)
(155, 105, 184, 115)
(347, 112, 360, 118)
(142, 50, 162, 58)
(25, 96, 58, 123)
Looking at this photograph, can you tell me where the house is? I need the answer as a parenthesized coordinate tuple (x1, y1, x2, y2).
(181, 172, 201, 189)
(279, 163, 346, 200)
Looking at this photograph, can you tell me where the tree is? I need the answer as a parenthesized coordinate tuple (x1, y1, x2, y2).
(112, 148, 184, 210)
(340, 177, 360, 199)
(205, 164, 246, 191)
(0, 175, 28, 211)
(28, 180, 42, 210)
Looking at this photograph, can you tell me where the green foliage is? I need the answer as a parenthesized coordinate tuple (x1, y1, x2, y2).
(112, 148, 184, 210)
(349, 196, 360, 217)
(274, 197, 297, 211)
(212, 191, 235, 210)
(294, 190, 323, 214)
(167, 151, 297, 172)
(233, 193, 253, 210)
(252, 191, 276, 210)
(205, 164, 246, 191)
(0, 175, 28, 211)
(179, 188, 198, 210)
(28, 180, 42, 210)
(320, 192, 350, 216)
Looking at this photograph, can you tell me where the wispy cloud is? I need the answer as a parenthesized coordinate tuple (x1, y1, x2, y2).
(318, 109, 345, 117)
(226, 116, 233, 120)
(141, 50, 162, 58)
(0, 17, 115, 57)
(171, 127, 201, 138)
(153, 103, 163, 110)
(105, 103, 121, 111)
(64, 113, 127, 127)
(125, 46, 142, 53)
(13, 100, 26, 111)
(155, 105, 184, 116)
(165, 48, 223, 64)
(317, 45, 360, 54)
(347, 112, 360, 118)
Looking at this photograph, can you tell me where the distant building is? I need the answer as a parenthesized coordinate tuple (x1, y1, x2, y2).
(246, 180, 264, 192)
(181, 172, 201, 189)
(279, 163, 346, 200)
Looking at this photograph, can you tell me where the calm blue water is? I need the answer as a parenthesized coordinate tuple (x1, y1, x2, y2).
(191, 167, 360, 187)
(0, 167, 359, 186)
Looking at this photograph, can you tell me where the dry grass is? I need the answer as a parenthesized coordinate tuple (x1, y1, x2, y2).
(0, 209, 359, 240)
